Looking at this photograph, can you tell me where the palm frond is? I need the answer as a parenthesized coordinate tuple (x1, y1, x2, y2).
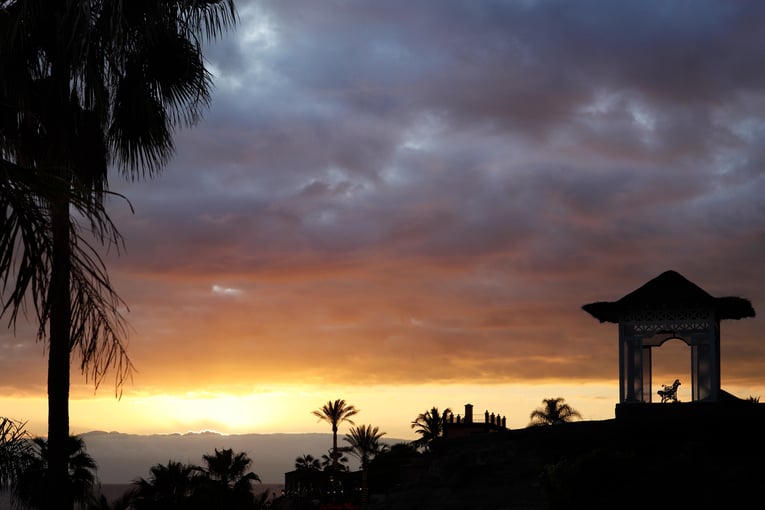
(176, 0, 238, 41)
(0, 159, 135, 394)
(0, 417, 33, 489)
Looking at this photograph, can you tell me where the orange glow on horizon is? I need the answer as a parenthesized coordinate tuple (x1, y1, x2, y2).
(5, 381, 765, 441)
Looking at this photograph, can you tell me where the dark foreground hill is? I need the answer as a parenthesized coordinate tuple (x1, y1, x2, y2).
(366, 402, 765, 510)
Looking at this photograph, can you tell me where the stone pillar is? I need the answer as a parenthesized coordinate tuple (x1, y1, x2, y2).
(464, 403, 473, 424)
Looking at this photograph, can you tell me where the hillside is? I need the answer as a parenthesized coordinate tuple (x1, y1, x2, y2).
(365, 402, 765, 510)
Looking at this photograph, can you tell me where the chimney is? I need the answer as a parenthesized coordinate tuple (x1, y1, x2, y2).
(464, 403, 473, 424)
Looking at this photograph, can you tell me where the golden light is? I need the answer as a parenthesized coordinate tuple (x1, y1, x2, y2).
(5, 381, 764, 440)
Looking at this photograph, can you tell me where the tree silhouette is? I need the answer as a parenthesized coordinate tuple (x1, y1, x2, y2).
(344, 424, 387, 505)
(201, 448, 260, 487)
(0, 3, 237, 507)
(312, 399, 359, 469)
(294, 454, 321, 471)
(529, 397, 582, 426)
(344, 425, 387, 470)
(0, 417, 32, 490)
(128, 450, 264, 510)
(14, 435, 98, 510)
(129, 460, 200, 510)
(367, 442, 420, 495)
(196, 448, 261, 510)
(411, 406, 452, 450)
(320, 449, 349, 471)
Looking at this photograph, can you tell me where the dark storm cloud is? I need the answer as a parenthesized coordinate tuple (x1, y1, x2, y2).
(253, 0, 765, 135)
(8, 0, 763, 392)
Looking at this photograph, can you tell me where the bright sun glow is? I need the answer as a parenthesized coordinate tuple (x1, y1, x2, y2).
(3, 382, 620, 438)
(5, 380, 764, 440)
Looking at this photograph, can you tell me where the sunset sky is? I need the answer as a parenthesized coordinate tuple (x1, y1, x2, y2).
(2, 0, 765, 442)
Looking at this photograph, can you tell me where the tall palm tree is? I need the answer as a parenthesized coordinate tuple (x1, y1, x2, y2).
(312, 399, 359, 469)
(0, 3, 237, 508)
(411, 406, 452, 450)
(0, 107, 127, 510)
(14, 435, 98, 510)
(0, 417, 33, 490)
(343, 425, 387, 505)
(528, 398, 582, 426)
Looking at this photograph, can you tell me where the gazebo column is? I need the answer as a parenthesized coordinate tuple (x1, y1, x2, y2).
(619, 330, 646, 403)
(691, 327, 720, 401)
(642, 346, 652, 403)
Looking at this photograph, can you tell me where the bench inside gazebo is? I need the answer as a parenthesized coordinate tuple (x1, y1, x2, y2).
(582, 270, 757, 420)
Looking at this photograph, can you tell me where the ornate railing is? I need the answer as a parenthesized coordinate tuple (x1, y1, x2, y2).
(448, 410, 507, 429)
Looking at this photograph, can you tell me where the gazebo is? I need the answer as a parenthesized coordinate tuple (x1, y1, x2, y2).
(582, 270, 755, 404)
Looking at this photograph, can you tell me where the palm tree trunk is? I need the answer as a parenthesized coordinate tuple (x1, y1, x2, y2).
(332, 424, 338, 467)
(48, 196, 72, 510)
(44, 24, 75, 509)
(361, 464, 369, 506)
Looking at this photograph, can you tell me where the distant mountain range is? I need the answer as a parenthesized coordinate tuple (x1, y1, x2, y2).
(81, 431, 405, 484)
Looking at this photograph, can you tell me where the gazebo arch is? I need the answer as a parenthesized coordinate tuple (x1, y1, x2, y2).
(582, 270, 755, 404)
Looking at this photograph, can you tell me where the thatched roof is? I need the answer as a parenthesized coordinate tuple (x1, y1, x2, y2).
(582, 270, 756, 323)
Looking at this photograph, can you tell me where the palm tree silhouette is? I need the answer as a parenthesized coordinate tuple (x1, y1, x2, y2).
(197, 448, 261, 510)
(295, 454, 322, 471)
(14, 435, 98, 510)
(344, 425, 387, 469)
(0, 417, 32, 490)
(411, 406, 452, 450)
(344, 425, 387, 505)
(0, 3, 237, 506)
(129, 450, 263, 510)
(202, 448, 260, 487)
(320, 449, 350, 471)
(312, 399, 359, 469)
(129, 460, 200, 510)
(529, 397, 582, 426)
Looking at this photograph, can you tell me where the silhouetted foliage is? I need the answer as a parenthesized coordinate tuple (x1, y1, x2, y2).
(13, 435, 98, 510)
(0, 417, 33, 490)
(294, 454, 321, 471)
(0, 2, 237, 508)
(128, 460, 200, 510)
(367, 442, 420, 495)
(128, 449, 265, 510)
(411, 406, 452, 450)
(194, 448, 262, 510)
(344, 425, 387, 506)
(320, 449, 349, 472)
(312, 399, 359, 469)
(529, 398, 582, 426)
